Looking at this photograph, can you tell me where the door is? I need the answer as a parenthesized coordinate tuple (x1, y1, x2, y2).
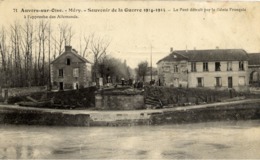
(228, 77, 233, 88)
(73, 82, 79, 90)
(174, 78, 179, 87)
(59, 82, 64, 90)
(4, 89, 8, 101)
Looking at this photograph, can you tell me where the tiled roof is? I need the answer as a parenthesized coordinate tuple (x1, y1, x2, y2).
(157, 52, 188, 64)
(248, 53, 260, 65)
(157, 49, 248, 63)
(51, 49, 91, 64)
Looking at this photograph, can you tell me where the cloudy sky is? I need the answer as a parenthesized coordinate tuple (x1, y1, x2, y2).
(0, 0, 260, 68)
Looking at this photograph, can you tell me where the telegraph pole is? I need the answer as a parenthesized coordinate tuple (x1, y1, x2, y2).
(150, 45, 153, 81)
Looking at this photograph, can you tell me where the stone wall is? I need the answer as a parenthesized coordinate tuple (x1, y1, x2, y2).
(1, 100, 260, 126)
(1, 86, 47, 101)
(95, 89, 145, 110)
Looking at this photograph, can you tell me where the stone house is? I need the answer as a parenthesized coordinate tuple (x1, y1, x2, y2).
(50, 46, 92, 90)
(157, 49, 249, 91)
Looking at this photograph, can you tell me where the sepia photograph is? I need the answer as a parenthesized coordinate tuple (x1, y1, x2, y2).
(0, 0, 260, 159)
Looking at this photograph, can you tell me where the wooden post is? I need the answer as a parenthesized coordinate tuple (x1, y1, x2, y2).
(4, 89, 8, 102)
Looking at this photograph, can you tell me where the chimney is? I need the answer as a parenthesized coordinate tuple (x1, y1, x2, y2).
(170, 47, 173, 52)
(65, 46, 72, 52)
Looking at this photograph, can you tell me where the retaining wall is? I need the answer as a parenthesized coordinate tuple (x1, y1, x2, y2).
(95, 89, 145, 110)
(1, 101, 260, 126)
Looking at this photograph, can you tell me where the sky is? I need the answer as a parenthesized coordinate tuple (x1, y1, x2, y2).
(0, 0, 260, 68)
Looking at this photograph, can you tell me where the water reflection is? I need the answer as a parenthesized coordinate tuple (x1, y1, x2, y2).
(0, 146, 35, 159)
(0, 120, 260, 159)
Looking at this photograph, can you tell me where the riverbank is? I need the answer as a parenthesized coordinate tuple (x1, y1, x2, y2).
(1, 99, 260, 126)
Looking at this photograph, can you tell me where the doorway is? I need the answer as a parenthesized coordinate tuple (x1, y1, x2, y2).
(73, 82, 79, 90)
(228, 77, 233, 88)
(59, 82, 64, 90)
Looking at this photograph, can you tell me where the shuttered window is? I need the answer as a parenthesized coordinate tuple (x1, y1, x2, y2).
(73, 68, 79, 77)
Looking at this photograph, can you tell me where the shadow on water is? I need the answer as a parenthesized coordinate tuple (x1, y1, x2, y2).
(205, 143, 231, 149)
(162, 150, 194, 159)
(52, 146, 89, 155)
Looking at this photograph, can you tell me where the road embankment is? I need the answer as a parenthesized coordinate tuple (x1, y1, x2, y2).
(1, 99, 260, 126)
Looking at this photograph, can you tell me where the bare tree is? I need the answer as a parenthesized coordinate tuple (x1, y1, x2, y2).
(10, 22, 23, 87)
(21, 20, 34, 87)
(0, 27, 8, 86)
(82, 34, 91, 58)
(54, 23, 74, 55)
(90, 34, 111, 82)
(48, 22, 52, 89)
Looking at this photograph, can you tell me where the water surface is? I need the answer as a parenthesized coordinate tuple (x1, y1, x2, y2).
(0, 120, 260, 159)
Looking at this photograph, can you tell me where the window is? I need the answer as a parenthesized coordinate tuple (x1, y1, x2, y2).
(174, 65, 178, 73)
(73, 68, 79, 78)
(58, 69, 63, 77)
(215, 77, 222, 87)
(66, 58, 71, 65)
(239, 61, 244, 71)
(191, 62, 196, 72)
(197, 77, 204, 87)
(227, 61, 232, 71)
(239, 76, 245, 86)
(203, 62, 208, 71)
(163, 66, 170, 72)
(215, 62, 221, 71)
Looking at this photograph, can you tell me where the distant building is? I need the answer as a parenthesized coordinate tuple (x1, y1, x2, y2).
(50, 46, 92, 90)
(248, 53, 260, 85)
(157, 49, 249, 91)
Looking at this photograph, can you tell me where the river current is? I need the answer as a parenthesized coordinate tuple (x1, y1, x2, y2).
(0, 120, 260, 159)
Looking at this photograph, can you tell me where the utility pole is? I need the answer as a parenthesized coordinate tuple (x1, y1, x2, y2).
(150, 45, 153, 81)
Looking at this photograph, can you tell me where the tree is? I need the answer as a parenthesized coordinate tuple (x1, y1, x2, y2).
(98, 56, 133, 84)
(10, 22, 23, 87)
(90, 35, 110, 82)
(21, 20, 34, 87)
(0, 20, 118, 88)
(136, 61, 148, 82)
(0, 27, 8, 86)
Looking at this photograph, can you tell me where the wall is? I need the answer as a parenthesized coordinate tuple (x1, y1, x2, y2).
(51, 52, 90, 90)
(1, 100, 260, 126)
(1, 86, 47, 100)
(95, 92, 145, 110)
(187, 61, 249, 91)
(248, 66, 260, 85)
(157, 60, 188, 87)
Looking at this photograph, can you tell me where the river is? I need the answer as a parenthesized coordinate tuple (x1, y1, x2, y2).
(0, 120, 260, 159)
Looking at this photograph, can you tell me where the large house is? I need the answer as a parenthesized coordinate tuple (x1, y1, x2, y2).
(50, 46, 92, 90)
(157, 48, 249, 91)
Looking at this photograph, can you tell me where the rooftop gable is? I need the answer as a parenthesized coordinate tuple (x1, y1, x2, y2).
(51, 46, 91, 64)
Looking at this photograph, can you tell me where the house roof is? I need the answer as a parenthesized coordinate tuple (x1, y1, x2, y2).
(51, 49, 91, 64)
(248, 53, 260, 65)
(157, 49, 249, 64)
(157, 52, 188, 64)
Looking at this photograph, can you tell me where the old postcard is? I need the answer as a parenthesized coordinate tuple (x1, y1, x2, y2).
(0, 0, 260, 159)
